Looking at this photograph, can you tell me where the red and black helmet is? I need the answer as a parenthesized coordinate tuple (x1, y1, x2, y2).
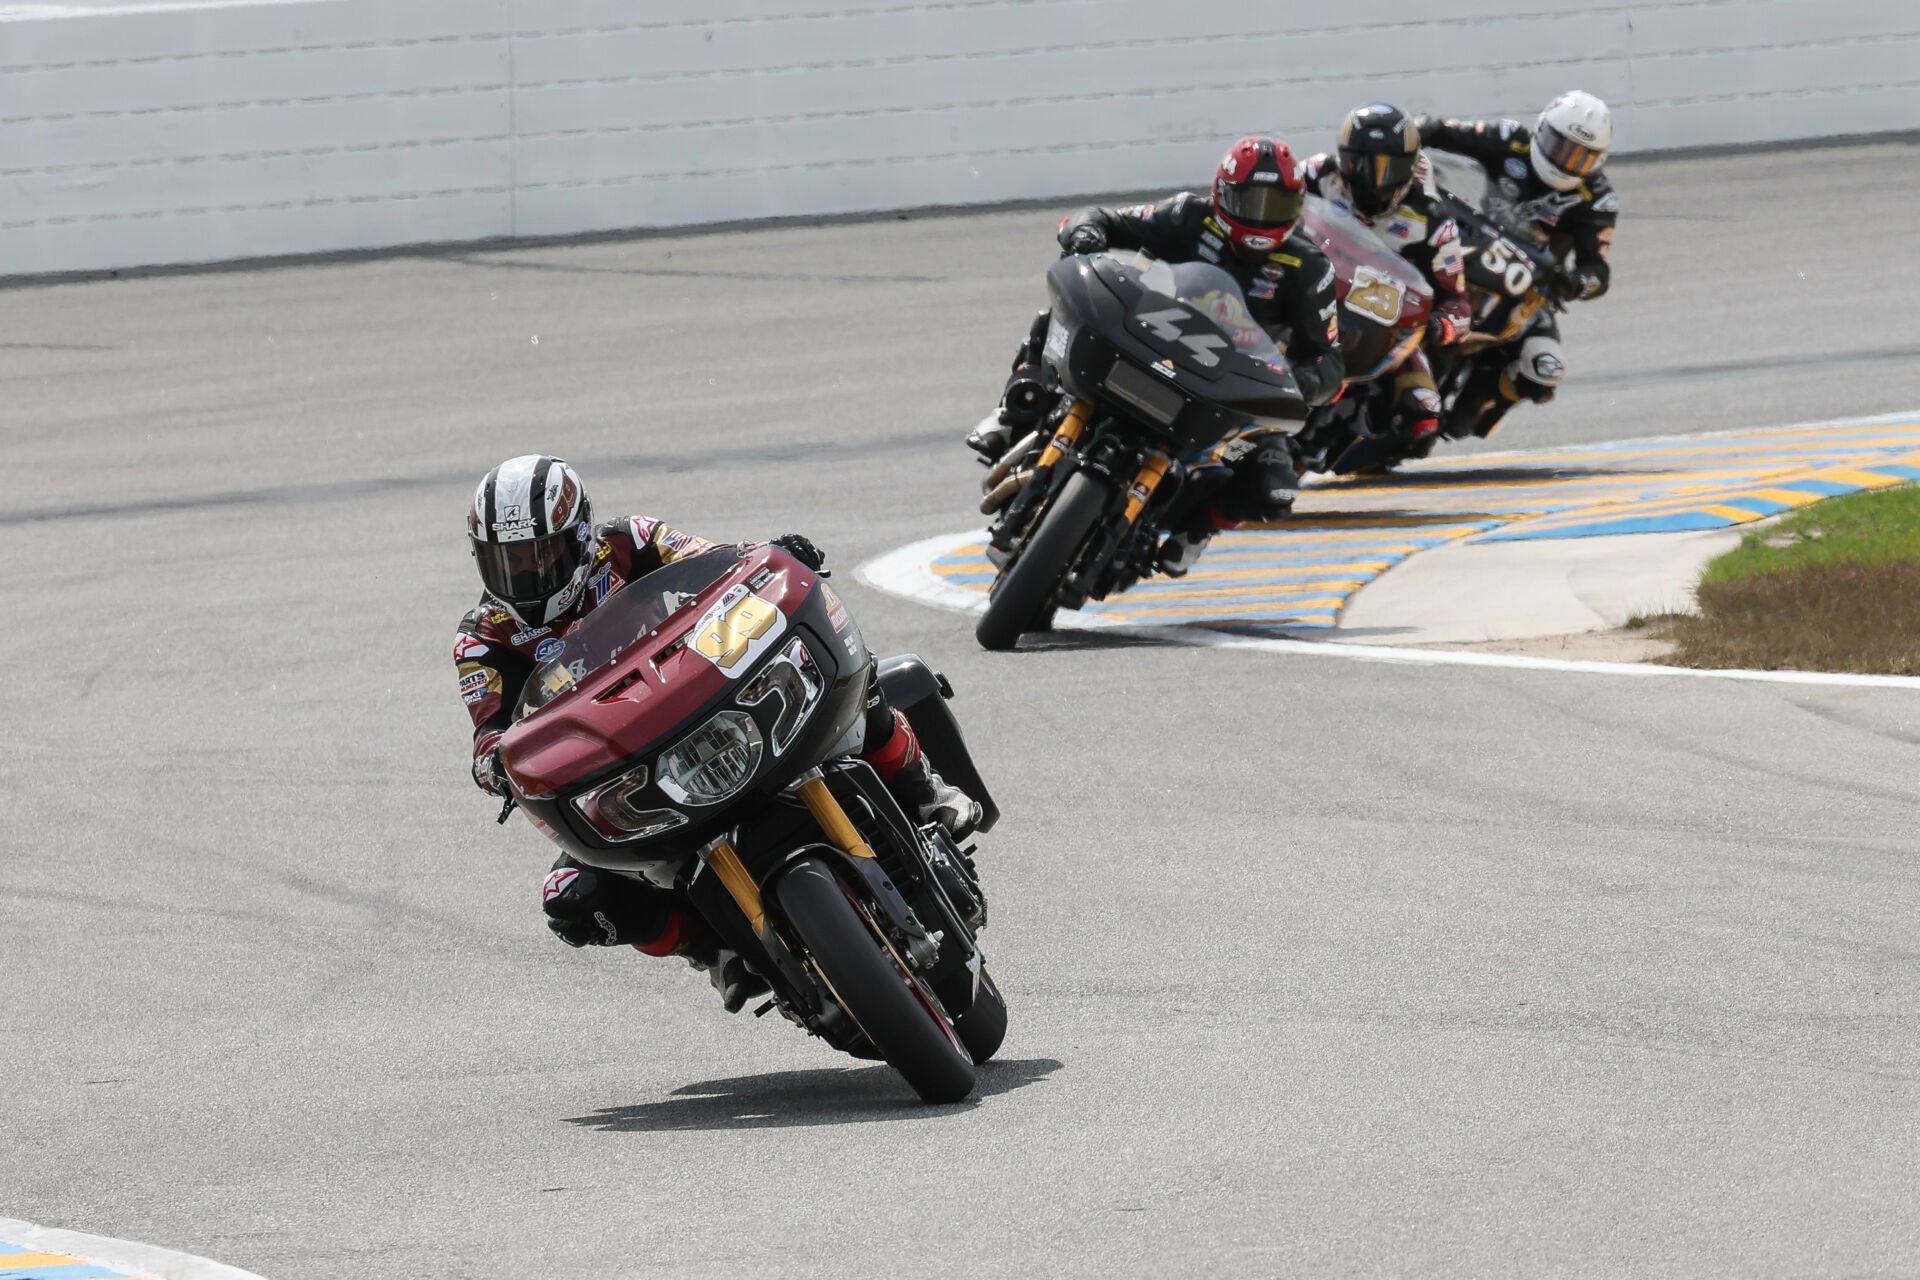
(1212, 136, 1306, 257)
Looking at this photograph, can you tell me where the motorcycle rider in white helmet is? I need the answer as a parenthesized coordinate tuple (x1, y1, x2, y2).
(1413, 91, 1617, 438)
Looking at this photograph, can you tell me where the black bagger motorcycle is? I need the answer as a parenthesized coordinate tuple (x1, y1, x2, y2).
(972, 251, 1311, 650)
(1431, 190, 1568, 440)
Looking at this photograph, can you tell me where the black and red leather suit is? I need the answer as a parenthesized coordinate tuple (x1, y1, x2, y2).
(1413, 115, 1618, 416)
(1054, 192, 1345, 522)
(455, 516, 928, 954)
(1302, 150, 1473, 440)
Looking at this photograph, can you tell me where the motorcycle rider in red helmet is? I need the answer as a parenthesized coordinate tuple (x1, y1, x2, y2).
(974, 137, 1345, 576)
(454, 454, 982, 1011)
(1301, 102, 1474, 454)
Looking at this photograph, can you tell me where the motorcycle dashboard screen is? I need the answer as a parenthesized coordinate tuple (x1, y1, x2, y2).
(516, 548, 744, 719)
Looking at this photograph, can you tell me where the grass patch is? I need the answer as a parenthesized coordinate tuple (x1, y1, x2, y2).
(1662, 484, 1920, 674)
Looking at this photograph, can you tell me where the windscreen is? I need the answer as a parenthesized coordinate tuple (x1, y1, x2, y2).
(516, 547, 743, 718)
(1129, 256, 1283, 359)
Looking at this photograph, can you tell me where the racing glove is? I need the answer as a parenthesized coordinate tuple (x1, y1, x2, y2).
(1552, 270, 1598, 303)
(1061, 224, 1108, 257)
(773, 533, 826, 571)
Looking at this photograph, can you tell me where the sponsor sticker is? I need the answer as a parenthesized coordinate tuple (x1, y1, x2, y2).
(1505, 157, 1528, 179)
(820, 581, 852, 633)
(510, 625, 551, 646)
(535, 638, 565, 662)
(454, 632, 489, 661)
(629, 515, 659, 545)
(542, 867, 579, 902)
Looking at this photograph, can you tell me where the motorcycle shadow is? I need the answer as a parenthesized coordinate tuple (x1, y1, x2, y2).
(563, 1057, 1062, 1132)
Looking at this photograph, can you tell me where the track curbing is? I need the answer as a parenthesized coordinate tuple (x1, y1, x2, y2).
(0, 1218, 270, 1280)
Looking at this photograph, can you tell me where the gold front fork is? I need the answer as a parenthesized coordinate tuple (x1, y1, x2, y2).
(700, 838, 767, 935)
(700, 773, 876, 938)
(794, 773, 877, 860)
(1032, 398, 1093, 472)
(1121, 449, 1174, 527)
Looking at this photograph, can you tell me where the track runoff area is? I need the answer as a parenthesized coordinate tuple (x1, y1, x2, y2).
(867, 413, 1920, 644)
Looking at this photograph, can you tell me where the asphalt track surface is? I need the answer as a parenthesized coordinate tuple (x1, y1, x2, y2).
(4, 139, 1919, 1278)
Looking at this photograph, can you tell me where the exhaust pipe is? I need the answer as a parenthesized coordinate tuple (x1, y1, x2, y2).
(980, 430, 1043, 493)
(979, 469, 1033, 514)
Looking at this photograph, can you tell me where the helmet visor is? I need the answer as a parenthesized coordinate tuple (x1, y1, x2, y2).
(473, 530, 586, 610)
(1540, 126, 1604, 179)
(1217, 181, 1305, 229)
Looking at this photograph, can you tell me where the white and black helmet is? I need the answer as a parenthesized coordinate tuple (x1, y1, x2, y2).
(468, 454, 595, 627)
(1532, 91, 1611, 191)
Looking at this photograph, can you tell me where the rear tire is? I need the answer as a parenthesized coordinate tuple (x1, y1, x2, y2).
(954, 969, 1007, 1063)
(975, 470, 1110, 651)
(777, 859, 976, 1104)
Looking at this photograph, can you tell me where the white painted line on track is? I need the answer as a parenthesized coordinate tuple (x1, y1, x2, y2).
(0, 1217, 270, 1280)
(858, 529, 1920, 692)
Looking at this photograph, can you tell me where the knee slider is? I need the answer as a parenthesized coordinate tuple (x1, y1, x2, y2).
(1506, 335, 1565, 401)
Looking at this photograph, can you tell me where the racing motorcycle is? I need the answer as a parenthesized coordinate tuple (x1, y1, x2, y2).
(1287, 196, 1436, 476)
(498, 544, 1005, 1104)
(1431, 189, 1567, 440)
(972, 250, 1310, 650)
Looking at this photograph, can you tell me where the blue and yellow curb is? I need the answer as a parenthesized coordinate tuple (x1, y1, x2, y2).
(923, 416, 1920, 634)
(0, 1240, 150, 1280)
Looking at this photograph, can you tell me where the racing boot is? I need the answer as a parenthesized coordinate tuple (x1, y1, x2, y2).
(865, 708, 983, 839)
(970, 311, 1055, 462)
(1444, 364, 1519, 440)
(1156, 529, 1213, 578)
(640, 911, 770, 1015)
(543, 862, 770, 1013)
(1158, 502, 1235, 578)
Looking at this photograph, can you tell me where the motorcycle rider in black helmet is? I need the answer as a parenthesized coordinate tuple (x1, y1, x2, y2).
(1301, 102, 1474, 452)
(1413, 91, 1618, 438)
(454, 454, 981, 1011)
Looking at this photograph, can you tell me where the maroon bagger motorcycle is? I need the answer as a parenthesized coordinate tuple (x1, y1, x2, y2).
(498, 544, 1005, 1104)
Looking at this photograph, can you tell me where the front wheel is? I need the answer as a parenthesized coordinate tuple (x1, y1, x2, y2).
(777, 859, 976, 1104)
(953, 969, 1007, 1063)
(975, 469, 1110, 651)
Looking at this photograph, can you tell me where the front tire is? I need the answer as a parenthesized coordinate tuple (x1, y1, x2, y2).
(777, 859, 976, 1104)
(954, 969, 1007, 1063)
(975, 470, 1110, 651)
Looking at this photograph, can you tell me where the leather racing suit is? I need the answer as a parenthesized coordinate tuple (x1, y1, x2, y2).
(1050, 192, 1345, 525)
(1413, 115, 1619, 433)
(1302, 150, 1473, 443)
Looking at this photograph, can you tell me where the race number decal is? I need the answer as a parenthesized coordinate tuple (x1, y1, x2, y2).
(1478, 239, 1535, 295)
(690, 584, 786, 674)
(1344, 266, 1406, 324)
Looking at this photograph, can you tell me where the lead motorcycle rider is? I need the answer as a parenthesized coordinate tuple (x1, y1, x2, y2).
(455, 454, 983, 1011)
(1412, 91, 1618, 438)
(973, 136, 1346, 576)
(1301, 102, 1473, 453)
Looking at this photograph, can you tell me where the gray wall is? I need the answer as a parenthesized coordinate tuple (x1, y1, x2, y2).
(4, 0, 1916, 275)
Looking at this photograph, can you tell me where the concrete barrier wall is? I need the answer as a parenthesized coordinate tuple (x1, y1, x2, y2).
(3, 0, 1916, 275)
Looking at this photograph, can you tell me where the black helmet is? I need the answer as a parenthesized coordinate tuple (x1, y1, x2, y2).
(468, 454, 595, 627)
(1337, 103, 1421, 219)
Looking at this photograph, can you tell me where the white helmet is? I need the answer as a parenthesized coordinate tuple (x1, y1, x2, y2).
(1531, 91, 1611, 191)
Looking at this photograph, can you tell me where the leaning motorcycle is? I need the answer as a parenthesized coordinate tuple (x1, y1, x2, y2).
(499, 544, 1004, 1104)
(1431, 190, 1567, 440)
(1287, 196, 1436, 475)
(973, 251, 1310, 650)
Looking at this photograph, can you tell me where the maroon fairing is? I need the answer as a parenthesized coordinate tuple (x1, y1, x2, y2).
(498, 546, 820, 799)
(1296, 198, 1433, 382)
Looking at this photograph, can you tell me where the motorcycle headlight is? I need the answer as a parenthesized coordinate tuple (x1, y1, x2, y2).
(572, 763, 688, 842)
(656, 710, 764, 807)
(737, 636, 824, 755)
